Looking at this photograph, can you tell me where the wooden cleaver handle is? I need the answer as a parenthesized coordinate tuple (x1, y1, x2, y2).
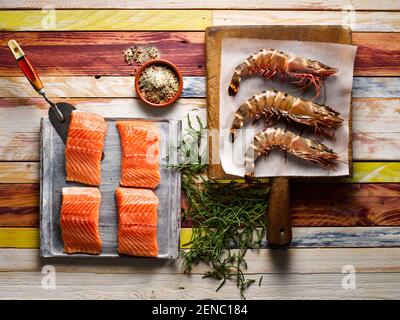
(8, 39, 45, 93)
(266, 176, 292, 246)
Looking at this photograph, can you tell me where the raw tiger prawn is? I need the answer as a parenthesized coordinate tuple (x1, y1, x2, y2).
(228, 49, 338, 98)
(230, 89, 343, 142)
(244, 128, 338, 178)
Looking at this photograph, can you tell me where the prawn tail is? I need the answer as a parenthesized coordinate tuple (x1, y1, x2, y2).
(229, 71, 241, 97)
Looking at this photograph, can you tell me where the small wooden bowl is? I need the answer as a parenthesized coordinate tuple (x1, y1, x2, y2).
(134, 59, 183, 108)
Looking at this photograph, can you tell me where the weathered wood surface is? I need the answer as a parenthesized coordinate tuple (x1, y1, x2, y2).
(0, 10, 211, 31)
(0, 32, 205, 77)
(0, 10, 399, 33)
(0, 162, 38, 183)
(0, 4, 400, 300)
(0, 32, 399, 76)
(4, 227, 400, 249)
(0, 76, 207, 98)
(182, 227, 400, 248)
(1, 76, 399, 98)
(3, 162, 400, 184)
(3, 247, 400, 274)
(1, 97, 400, 161)
(353, 33, 400, 76)
(1, 272, 400, 299)
(0, 183, 38, 207)
(352, 98, 400, 161)
(1, 0, 399, 10)
(2, 183, 400, 228)
(0, 98, 206, 161)
(291, 183, 400, 227)
(0, 184, 39, 227)
(4, 0, 400, 10)
(2, 247, 400, 300)
(352, 78, 400, 98)
(213, 11, 400, 32)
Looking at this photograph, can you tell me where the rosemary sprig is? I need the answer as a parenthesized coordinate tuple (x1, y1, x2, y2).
(170, 114, 269, 299)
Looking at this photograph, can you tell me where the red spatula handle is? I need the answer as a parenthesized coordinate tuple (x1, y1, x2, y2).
(8, 39, 45, 93)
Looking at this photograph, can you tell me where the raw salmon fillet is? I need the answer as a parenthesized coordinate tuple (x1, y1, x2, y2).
(60, 187, 102, 254)
(116, 187, 158, 257)
(65, 111, 106, 186)
(116, 121, 160, 189)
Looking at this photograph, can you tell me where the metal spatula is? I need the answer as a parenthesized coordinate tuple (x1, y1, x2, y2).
(8, 39, 76, 144)
(8, 40, 104, 159)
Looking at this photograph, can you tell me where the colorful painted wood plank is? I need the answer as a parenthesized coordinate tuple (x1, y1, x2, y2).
(213, 11, 400, 32)
(350, 162, 400, 183)
(291, 183, 400, 227)
(11, 272, 400, 299)
(182, 227, 400, 248)
(0, 184, 39, 227)
(353, 33, 400, 76)
(1, 0, 399, 10)
(0, 10, 211, 31)
(1, 271, 400, 299)
(0, 162, 39, 183)
(0, 32, 399, 76)
(2, 182, 400, 227)
(0, 76, 206, 98)
(352, 77, 400, 98)
(0, 228, 39, 248)
(0, 98, 206, 160)
(0, 76, 399, 99)
(2, 162, 400, 185)
(352, 98, 400, 161)
(0, 32, 205, 77)
(3, 226, 400, 249)
(0, 97, 399, 161)
(293, 162, 400, 184)
(3, 247, 400, 274)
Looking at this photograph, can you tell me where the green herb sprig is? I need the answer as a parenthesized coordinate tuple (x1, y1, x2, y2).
(169, 114, 269, 299)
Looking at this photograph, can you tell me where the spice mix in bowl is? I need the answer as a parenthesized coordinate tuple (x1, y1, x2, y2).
(135, 59, 183, 108)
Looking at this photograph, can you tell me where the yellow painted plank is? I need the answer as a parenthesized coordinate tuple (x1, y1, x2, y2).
(0, 10, 211, 31)
(0, 228, 39, 249)
(0, 228, 190, 249)
(2, 227, 400, 249)
(350, 162, 400, 183)
(0, 228, 210, 249)
(180, 227, 194, 249)
(0, 228, 219, 249)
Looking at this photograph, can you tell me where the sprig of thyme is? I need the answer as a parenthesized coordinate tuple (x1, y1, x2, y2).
(170, 114, 269, 299)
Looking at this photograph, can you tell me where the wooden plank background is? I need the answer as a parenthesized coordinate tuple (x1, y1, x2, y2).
(1, 0, 399, 10)
(0, 4, 399, 299)
(0, 32, 399, 76)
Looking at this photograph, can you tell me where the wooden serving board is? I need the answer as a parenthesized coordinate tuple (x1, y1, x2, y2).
(206, 25, 353, 180)
(40, 117, 181, 259)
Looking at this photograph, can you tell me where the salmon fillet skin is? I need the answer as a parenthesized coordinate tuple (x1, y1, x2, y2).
(60, 187, 102, 254)
(65, 111, 106, 186)
(116, 187, 159, 257)
(116, 121, 160, 189)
